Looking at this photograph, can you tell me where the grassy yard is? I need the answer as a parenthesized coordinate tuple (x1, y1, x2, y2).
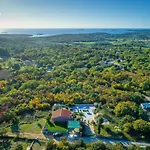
(94, 124, 116, 137)
(7, 119, 46, 134)
(45, 121, 68, 133)
(94, 126, 109, 137)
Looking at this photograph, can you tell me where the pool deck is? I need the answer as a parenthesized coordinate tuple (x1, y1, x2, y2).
(71, 104, 96, 123)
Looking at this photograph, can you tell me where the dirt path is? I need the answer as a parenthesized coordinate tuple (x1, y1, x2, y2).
(6, 132, 48, 140)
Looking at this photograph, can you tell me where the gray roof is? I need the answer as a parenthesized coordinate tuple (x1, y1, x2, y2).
(0, 70, 10, 79)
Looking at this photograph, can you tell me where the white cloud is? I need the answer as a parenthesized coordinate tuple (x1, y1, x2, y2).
(0, 13, 2, 16)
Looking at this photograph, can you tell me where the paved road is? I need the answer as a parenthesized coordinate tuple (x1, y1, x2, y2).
(6, 132, 150, 147)
(63, 135, 150, 147)
(80, 136, 150, 147)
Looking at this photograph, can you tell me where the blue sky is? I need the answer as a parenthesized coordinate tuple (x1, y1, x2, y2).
(0, 0, 150, 28)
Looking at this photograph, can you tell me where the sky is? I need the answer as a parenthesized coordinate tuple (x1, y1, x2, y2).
(0, 0, 150, 28)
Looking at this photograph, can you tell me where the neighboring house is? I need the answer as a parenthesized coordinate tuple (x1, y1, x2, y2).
(51, 109, 71, 122)
(102, 118, 109, 125)
(141, 103, 150, 111)
(23, 60, 34, 66)
(52, 103, 68, 111)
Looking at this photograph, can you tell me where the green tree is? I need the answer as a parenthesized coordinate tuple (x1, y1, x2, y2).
(123, 122, 133, 133)
(114, 101, 137, 117)
(140, 80, 150, 91)
(92, 141, 106, 150)
(145, 146, 150, 150)
(133, 119, 150, 135)
(113, 143, 126, 150)
(97, 116, 103, 135)
(0, 128, 7, 137)
(46, 140, 56, 150)
(15, 144, 23, 150)
(121, 115, 135, 124)
(74, 139, 86, 149)
(76, 148, 86, 150)
(12, 64, 20, 70)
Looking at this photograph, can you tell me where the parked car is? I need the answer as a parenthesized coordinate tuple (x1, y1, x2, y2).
(53, 132, 63, 137)
(73, 134, 78, 140)
(68, 133, 78, 140)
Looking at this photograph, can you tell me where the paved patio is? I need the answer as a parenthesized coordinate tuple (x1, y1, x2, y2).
(71, 104, 96, 124)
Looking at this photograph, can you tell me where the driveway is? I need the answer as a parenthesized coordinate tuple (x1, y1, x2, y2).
(54, 135, 150, 147)
(81, 136, 150, 147)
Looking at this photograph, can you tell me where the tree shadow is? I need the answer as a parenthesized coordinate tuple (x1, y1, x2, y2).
(11, 123, 20, 134)
(48, 121, 55, 127)
(36, 138, 41, 146)
(37, 123, 42, 129)
(83, 124, 94, 136)
(105, 127, 118, 136)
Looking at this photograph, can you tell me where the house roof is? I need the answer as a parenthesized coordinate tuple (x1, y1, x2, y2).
(51, 109, 71, 119)
(0, 70, 9, 79)
(68, 121, 80, 129)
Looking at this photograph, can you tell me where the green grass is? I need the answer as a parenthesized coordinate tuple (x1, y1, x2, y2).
(31, 142, 46, 150)
(123, 132, 136, 141)
(45, 121, 67, 133)
(20, 119, 45, 133)
(94, 124, 112, 137)
(0, 96, 10, 103)
(7, 119, 46, 134)
(110, 39, 133, 45)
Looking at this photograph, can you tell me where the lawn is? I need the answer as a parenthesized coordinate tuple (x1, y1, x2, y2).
(45, 121, 68, 133)
(7, 119, 46, 134)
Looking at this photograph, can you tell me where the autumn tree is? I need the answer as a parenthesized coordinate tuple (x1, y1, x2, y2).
(133, 119, 150, 135)
(114, 101, 138, 117)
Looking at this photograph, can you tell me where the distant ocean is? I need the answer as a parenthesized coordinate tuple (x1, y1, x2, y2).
(0, 28, 140, 37)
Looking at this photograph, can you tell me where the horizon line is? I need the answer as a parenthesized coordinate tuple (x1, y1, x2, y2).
(1, 27, 150, 30)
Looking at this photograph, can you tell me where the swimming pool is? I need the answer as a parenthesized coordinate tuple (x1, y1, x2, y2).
(74, 104, 94, 109)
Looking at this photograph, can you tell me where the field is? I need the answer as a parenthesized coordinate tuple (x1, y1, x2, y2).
(7, 119, 46, 134)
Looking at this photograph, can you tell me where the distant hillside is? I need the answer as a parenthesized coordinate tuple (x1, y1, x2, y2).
(0, 48, 10, 57)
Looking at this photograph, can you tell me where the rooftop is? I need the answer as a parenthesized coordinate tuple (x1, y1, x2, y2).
(51, 109, 71, 119)
(141, 103, 150, 110)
